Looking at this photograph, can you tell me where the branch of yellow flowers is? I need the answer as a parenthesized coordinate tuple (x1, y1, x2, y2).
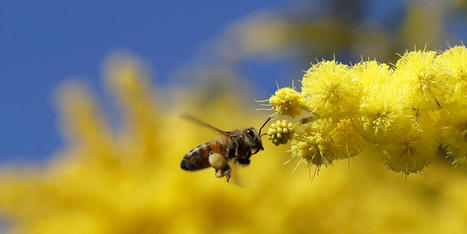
(264, 45, 467, 176)
(3, 48, 467, 234)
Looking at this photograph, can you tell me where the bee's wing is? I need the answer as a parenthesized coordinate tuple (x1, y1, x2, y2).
(228, 160, 244, 187)
(182, 114, 232, 136)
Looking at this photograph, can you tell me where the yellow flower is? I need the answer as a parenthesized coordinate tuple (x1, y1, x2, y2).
(379, 118, 438, 175)
(353, 60, 392, 91)
(437, 45, 467, 81)
(435, 45, 467, 107)
(290, 119, 336, 166)
(290, 118, 364, 166)
(302, 60, 360, 119)
(353, 61, 413, 143)
(330, 118, 366, 159)
(269, 87, 305, 117)
(440, 107, 467, 164)
(393, 50, 449, 111)
(357, 85, 413, 143)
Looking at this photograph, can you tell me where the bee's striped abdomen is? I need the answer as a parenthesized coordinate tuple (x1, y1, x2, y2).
(181, 141, 226, 171)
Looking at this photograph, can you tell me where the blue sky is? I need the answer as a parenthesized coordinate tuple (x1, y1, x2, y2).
(0, 1, 289, 162)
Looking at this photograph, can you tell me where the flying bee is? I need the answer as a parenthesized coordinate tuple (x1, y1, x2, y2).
(180, 115, 271, 182)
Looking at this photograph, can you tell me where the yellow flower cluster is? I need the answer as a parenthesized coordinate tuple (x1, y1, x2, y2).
(2, 54, 467, 234)
(268, 45, 467, 175)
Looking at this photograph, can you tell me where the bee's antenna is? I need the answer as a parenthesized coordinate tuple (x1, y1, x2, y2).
(258, 117, 271, 137)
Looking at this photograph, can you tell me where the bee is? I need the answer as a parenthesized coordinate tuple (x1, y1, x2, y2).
(180, 115, 271, 182)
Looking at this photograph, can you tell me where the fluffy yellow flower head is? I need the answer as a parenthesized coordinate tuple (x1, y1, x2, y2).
(435, 46, 467, 107)
(358, 86, 412, 143)
(393, 50, 448, 111)
(290, 119, 335, 165)
(290, 118, 363, 166)
(353, 60, 392, 91)
(380, 121, 438, 175)
(437, 45, 467, 80)
(352, 60, 411, 142)
(269, 87, 304, 117)
(330, 118, 366, 159)
(302, 60, 360, 119)
(440, 107, 467, 164)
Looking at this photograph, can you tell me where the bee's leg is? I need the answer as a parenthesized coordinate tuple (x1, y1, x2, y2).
(237, 158, 250, 165)
(228, 147, 237, 159)
(223, 164, 232, 182)
(237, 149, 252, 165)
(227, 142, 238, 159)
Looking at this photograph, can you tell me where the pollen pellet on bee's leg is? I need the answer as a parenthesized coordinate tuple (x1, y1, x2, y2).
(209, 153, 227, 170)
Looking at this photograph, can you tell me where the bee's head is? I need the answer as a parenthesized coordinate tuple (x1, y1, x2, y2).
(244, 117, 271, 155)
(244, 128, 263, 154)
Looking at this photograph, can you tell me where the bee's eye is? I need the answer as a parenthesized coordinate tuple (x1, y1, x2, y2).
(246, 129, 255, 138)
